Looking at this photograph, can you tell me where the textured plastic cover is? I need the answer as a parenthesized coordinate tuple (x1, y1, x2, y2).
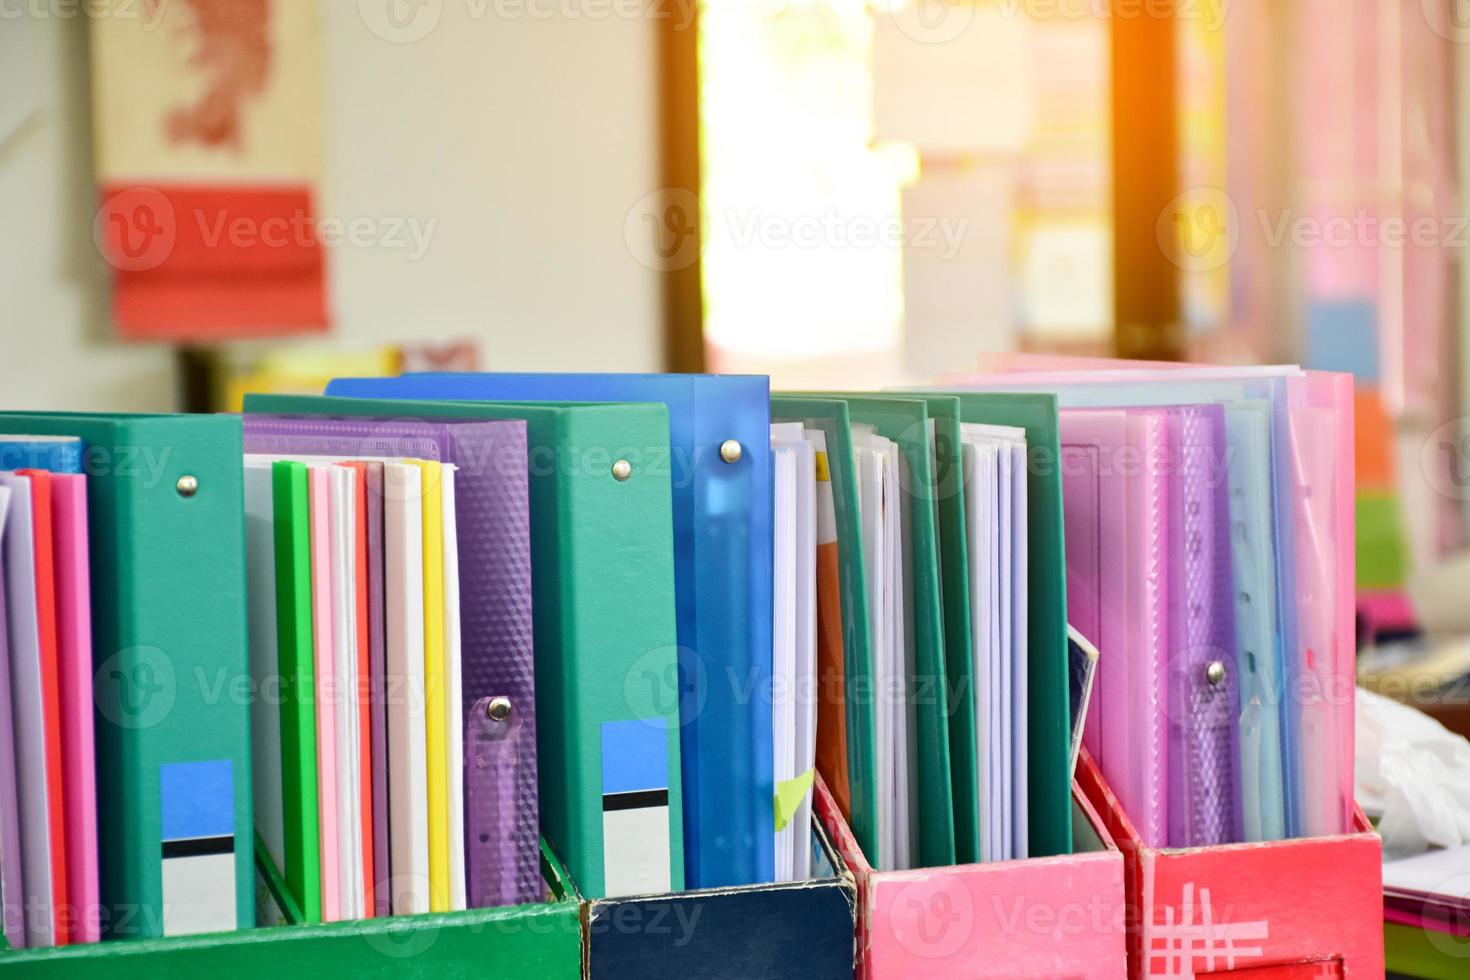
(1164, 405, 1242, 847)
(243, 416, 539, 908)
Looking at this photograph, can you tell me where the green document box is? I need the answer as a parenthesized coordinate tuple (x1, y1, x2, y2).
(0, 843, 582, 978)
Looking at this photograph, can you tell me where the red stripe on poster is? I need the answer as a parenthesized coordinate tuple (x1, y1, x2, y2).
(97, 184, 329, 341)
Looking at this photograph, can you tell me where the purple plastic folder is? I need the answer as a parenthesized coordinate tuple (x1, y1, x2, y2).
(1164, 405, 1243, 848)
(244, 416, 539, 908)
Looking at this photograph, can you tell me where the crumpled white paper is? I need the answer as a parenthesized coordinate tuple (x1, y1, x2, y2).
(1357, 686, 1470, 859)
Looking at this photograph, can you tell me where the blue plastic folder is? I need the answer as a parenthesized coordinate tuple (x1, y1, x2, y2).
(327, 373, 776, 889)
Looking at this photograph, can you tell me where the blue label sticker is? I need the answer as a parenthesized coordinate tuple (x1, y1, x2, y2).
(161, 759, 234, 842)
(160, 759, 238, 937)
(600, 719, 673, 897)
(601, 718, 669, 796)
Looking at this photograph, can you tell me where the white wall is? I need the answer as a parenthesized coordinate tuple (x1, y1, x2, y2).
(0, 3, 665, 413)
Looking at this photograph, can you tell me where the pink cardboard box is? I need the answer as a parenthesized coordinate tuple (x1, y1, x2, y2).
(1076, 752, 1384, 978)
(815, 772, 1128, 978)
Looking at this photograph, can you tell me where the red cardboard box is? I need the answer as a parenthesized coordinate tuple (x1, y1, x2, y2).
(1076, 751, 1384, 978)
(815, 772, 1128, 978)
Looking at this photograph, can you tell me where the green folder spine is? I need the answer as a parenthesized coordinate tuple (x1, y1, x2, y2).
(942, 391, 1074, 858)
(770, 397, 880, 865)
(0, 412, 256, 937)
(271, 460, 321, 921)
(245, 394, 686, 899)
(894, 395, 979, 863)
(839, 395, 956, 868)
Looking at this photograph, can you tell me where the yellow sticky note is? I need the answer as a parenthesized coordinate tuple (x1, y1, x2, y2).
(774, 769, 816, 833)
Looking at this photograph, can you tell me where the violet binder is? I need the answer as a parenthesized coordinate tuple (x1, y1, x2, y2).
(242, 415, 538, 908)
(1164, 404, 1243, 848)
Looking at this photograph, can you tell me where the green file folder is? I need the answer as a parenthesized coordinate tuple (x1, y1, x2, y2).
(769, 397, 879, 865)
(927, 391, 1074, 858)
(0, 411, 255, 938)
(874, 394, 979, 862)
(822, 395, 956, 868)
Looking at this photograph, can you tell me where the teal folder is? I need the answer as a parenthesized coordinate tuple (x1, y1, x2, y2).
(0, 411, 254, 938)
(915, 392, 1075, 858)
(878, 394, 979, 862)
(769, 397, 880, 864)
(245, 394, 685, 899)
(807, 395, 957, 868)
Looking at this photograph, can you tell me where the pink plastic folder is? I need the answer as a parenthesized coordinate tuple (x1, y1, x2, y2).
(1289, 371, 1355, 838)
(1061, 409, 1170, 849)
(0, 486, 24, 948)
(308, 466, 341, 921)
(51, 474, 100, 943)
(946, 357, 1357, 839)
